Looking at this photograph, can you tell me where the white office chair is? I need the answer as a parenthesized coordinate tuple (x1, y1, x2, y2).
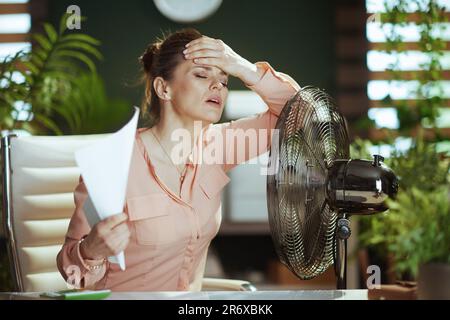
(1, 132, 256, 292)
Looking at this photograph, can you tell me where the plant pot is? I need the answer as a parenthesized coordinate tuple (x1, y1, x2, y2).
(418, 263, 450, 300)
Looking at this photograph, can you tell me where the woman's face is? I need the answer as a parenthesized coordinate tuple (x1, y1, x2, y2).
(166, 58, 229, 125)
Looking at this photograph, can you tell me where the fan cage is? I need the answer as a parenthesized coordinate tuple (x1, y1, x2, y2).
(267, 86, 350, 279)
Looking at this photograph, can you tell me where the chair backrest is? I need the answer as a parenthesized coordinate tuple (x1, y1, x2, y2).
(1, 132, 110, 292)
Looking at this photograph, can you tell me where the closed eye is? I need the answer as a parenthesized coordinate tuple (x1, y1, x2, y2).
(196, 74, 228, 88)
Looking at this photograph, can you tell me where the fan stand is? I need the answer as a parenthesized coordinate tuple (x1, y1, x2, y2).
(335, 213, 351, 290)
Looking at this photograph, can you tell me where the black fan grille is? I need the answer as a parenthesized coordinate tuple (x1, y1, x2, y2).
(267, 86, 350, 279)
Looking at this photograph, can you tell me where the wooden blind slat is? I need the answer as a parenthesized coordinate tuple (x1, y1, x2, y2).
(369, 127, 450, 140)
(370, 70, 450, 81)
(366, 12, 450, 24)
(0, 33, 29, 43)
(370, 99, 450, 108)
(0, 3, 29, 14)
(369, 42, 450, 51)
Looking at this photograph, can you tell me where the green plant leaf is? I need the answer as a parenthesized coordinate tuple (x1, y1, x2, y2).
(53, 72, 132, 134)
(21, 61, 39, 74)
(43, 23, 58, 44)
(56, 41, 103, 60)
(32, 33, 52, 51)
(32, 113, 63, 135)
(30, 54, 44, 68)
(34, 48, 48, 61)
(58, 12, 71, 35)
(0, 12, 104, 134)
(60, 33, 101, 46)
(53, 49, 96, 72)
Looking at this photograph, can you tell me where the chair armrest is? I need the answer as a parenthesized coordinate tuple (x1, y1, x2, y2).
(201, 277, 257, 291)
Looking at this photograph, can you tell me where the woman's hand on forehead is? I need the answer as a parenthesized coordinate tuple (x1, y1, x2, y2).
(182, 36, 251, 80)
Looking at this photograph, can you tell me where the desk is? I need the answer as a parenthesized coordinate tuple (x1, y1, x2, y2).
(0, 290, 368, 300)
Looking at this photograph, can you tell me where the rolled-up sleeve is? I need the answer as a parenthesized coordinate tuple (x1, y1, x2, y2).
(244, 61, 301, 114)
(210, 61, 300, 172)
(56, 176, 107, 289)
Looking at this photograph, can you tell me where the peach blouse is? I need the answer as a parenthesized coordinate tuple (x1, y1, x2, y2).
(57, 61, 300, 291)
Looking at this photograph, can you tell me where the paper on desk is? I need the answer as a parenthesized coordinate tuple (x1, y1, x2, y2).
(75, 106, 139, 271)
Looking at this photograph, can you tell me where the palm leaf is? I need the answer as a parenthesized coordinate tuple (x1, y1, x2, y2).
(32, 34, 52, 51)
(43, 23, 58, 44)
(58, 13, 70, 35)
(32, 113, 63, 135)
(55, 73, 132, 134)
(1, 13, 103, 134)
(34, 48, 48, 61)
(53, 49, 96, 72)
(53, 106, 76, 131)
(45, 61, 79, 75)
(60, 33, 101, 46)
(30, 54, 44, 68)
(21, 61, 39, 74)
(56, 41, 103, 60)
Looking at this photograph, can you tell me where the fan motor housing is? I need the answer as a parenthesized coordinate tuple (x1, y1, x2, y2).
(326, 157, 399, 215)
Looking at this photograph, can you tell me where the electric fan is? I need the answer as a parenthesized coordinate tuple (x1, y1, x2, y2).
(267, 86, 398, 289)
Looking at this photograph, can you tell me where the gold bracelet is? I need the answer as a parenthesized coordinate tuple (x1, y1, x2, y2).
(78, 237, 106, 271)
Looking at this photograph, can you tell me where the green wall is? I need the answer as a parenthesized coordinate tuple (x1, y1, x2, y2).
(47, 0, 335, 108)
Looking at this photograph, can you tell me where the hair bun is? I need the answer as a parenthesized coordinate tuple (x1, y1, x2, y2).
(139, 42, 160, 74)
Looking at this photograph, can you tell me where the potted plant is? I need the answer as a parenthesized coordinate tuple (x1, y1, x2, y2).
(389, 185, 450, 299)
(0, 14, 104, 135)
(0, 13, 132, 136)
(356, 135, 450, 299)
(386, 134, 450, 299)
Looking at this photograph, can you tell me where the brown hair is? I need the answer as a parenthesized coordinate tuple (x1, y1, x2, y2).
(139, 28, 202, 127)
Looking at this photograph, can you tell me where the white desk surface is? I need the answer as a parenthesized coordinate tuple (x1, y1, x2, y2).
(1, 290, 368, 300)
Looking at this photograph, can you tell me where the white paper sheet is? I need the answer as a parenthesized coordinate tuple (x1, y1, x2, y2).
(75, 106, 139, 271)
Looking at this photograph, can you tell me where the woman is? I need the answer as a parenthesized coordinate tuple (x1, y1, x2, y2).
(57, 28, 300, 291)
